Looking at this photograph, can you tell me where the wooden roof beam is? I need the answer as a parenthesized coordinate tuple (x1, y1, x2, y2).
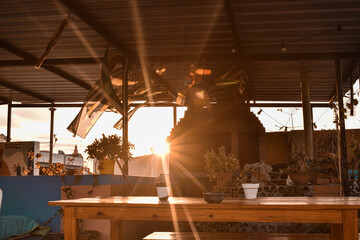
(0, 38, 91, 90)
(223, 0, 255, 100)
(328, 60, 358, 103)
(224, 0, 242, 55)
(58, 0, 132, 58)
(58, 0, 177, 99)
(9, 101, 330, 108)
(0, 96, 10, 104)
(147, 52, 360, 63)
(0, 78, 54, 103)
(2, 53, 359, 68)
(0, 58, 102, 67)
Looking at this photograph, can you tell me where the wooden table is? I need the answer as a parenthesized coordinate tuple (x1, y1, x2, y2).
(48, 196, 360, 240)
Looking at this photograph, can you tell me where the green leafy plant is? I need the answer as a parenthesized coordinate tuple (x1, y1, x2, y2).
(204, 145, 240, 182)
(283, 150, 319, 175)
(243, 162, 273, 183)
(85, 134, 134, 163)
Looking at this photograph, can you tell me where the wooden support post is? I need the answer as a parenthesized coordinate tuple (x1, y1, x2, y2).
(300, 69, 313, 157)
(110, 220, 122, 240)
(173, 106, 177, 127)
(49, 107, 56, 165)
(6, 102, 11, 142)
(122, 57, 129, 175)
(330, 224, 342, 240)
(342, 210, 358, 240)
(335, 59, 349, 196)
(349, 72, 354, 116)
(64, 207, 78, 240)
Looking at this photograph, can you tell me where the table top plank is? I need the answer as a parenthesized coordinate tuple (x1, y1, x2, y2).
(48, 196, 360, 210)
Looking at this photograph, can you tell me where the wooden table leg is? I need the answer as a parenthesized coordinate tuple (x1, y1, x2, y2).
(330, 224, 342, 240)
(342, 210, 358, 240)
(64, 207, 78, 240)
(110, 220, 122, 240)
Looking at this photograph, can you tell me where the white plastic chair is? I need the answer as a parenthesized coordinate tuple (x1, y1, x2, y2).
(0, 188, 2, 213)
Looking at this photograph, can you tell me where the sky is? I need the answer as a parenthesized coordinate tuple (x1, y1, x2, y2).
(0, 80, 359, 163)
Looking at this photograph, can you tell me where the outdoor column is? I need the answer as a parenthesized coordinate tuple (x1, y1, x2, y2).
(300, 69, 313, 157)
(173, 106, 177, 127)
(349, 72, 354, 116)
(49, 107, 56, 165)
(6, 102, 11, 142)
(335, 59, 348, 195)
(122, 57, 129, 175)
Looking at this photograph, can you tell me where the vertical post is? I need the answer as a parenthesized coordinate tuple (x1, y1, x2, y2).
(64, 207, 78, 240)
(6, 102, 11, 142)
(349, 72, 354, 116)
(49, 107, 56, 165)
(173, 106, 177, 127)
(335, 59, 348, 195)
(300, 69, 313, 157)
(122, 57, 129, 175)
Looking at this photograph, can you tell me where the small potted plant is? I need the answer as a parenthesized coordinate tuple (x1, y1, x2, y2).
(283, 151, 318, 185)
(85, 134, 133, 174)
(242, 162, 272, 199)
(203, 145, 239, 203)
(204, 145, 240, 187)
(155, 174, 170, 201)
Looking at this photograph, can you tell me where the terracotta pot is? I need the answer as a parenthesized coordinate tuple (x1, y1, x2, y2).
(289, 173, 315, 185)
(216, 173, 232, 187)
(98, 159, 115, 174)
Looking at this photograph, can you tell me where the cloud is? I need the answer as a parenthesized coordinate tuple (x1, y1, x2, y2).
(12, 109, 49, 122)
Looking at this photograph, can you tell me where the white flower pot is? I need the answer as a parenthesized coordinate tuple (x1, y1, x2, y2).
(242, 183, 260, 199)
(156, 186, 170, 201)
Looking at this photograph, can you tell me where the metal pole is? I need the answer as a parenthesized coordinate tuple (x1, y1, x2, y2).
(49, 107, 56, 165)
(335, 59, 348, 195)
(173, 106, 177, 127)
(300, 69, 313, 157)
(349, 72, 354, 116)
(122, 57, 129, 175)
(6, 102, 11, 142)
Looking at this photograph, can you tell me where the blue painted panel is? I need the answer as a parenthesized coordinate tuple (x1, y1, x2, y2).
(0, 176, 62, 232)
(0, 175, 155, 233)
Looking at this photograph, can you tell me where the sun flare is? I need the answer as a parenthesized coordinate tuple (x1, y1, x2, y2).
(151, 140, 170, 156)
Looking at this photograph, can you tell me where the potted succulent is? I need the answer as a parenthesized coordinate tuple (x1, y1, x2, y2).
(155, 174, 170, 201)
(283, 152, 318, 185)
(85, 134, 133, 174)
(204, 145, 240, 187)
(242, 162, 272, 199)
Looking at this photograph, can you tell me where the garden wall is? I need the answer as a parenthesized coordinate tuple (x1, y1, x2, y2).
(266, 129, 360, 165)
(0, 175, 158, 240)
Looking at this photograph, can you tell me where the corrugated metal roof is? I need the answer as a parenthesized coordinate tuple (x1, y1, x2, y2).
(0, 0, 359, 104)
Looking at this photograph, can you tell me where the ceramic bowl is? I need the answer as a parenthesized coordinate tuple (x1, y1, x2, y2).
(203, 192, 224, 203)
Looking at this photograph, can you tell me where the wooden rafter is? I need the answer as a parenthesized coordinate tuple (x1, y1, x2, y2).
(0, 38, 91, 90)
(328, 60, 358, 102)
(58, 0, 177, 99)
(0, 78, 54, 103)
(148, 52, 360, 63)
(223, 0, 254, 101)
(0, 96, 10, 103)
(223, 0, 242, 55)
(0, 58, 102, 67)
(1, 53, 359, 68)
(58, 0, 132, 58)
